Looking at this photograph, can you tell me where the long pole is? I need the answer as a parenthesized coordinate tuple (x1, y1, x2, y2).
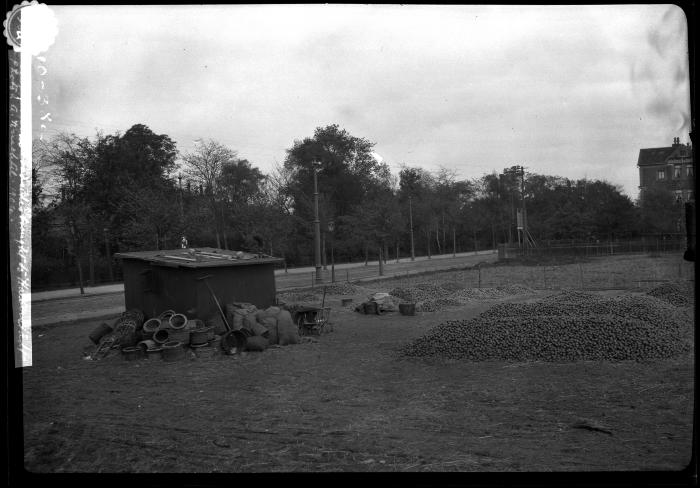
(520, 165, 528, 249)
(409, 195, 415, 261)
(331, 241, 335, 283)
(313, 167, 322, 284)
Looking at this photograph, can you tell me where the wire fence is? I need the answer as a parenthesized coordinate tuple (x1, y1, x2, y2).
(328, 253, 695, 293)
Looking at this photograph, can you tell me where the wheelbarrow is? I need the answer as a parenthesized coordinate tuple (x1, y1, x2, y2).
(294, 286, 332, 336)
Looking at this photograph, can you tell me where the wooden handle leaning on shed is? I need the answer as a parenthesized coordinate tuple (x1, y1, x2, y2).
(196, 274, 232, 332)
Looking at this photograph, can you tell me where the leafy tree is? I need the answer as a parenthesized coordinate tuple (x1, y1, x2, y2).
(638, 182, 684, 235)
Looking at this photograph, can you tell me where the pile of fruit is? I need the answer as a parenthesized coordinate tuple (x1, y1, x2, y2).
(322, 283, 360, 295)
(402, 290, 693, 362)
(390, 281, 535, 312)
(646, 282, 694, 307)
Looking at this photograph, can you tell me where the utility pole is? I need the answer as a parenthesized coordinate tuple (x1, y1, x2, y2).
(313, 166, 323, 284)
(409, 195, 415, 261)
(520, 165, 528, 249)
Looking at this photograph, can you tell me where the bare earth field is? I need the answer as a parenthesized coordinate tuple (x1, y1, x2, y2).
(22, 254, 694, 473)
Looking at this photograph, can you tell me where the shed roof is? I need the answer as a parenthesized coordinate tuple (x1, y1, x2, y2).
(115, 247, 284, 268)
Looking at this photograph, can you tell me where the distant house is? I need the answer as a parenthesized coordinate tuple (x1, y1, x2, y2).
(638, 137, 695, 203)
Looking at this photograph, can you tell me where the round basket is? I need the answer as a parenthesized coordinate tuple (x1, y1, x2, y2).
(193, 343, 215, 359)
(89, 322, 113, 345)
(168, 327, 190, 345)
(136, 339, 157, 354)
(158, 310, 176, 321)
(187, 318, 205, 330)
(169, 313, 188, 330)
(122, 346, 144, 361)
(146, 347, 163, 360)
(152, 328, 170, 345)
(142, 318, 161, 338)
(162, 341, 185, 362)
(190, 327, 213, 346)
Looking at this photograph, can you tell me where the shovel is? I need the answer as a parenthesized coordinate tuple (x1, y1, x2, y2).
(196, 274, 231, 332)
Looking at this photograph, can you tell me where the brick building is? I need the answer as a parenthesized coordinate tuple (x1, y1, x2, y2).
(638, 137, 695, 203)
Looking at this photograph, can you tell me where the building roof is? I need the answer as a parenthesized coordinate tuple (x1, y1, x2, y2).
(115, 247, 284, 268)
(637, 147, 676, 166)
(638, 143, 693, 167)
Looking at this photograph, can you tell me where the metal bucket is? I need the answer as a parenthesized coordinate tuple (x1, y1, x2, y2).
(399, 303, 416, 316)
(364, 302, 378, 315)
(89, 322, 113, 344)
(221, 330, 246, 355)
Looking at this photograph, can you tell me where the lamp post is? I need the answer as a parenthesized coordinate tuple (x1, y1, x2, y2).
(328, 220, 335, 283)
(313, 165, 323, 284)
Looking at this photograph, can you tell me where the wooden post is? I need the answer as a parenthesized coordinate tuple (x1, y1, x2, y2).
(378, 246, 384, 276)
(453, 227, 456, 257)
(104, 228, 114, 282)
(542, 265, 547, 289)
(88, 227, 95, 286)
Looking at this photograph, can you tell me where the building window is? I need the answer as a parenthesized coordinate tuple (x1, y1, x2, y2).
(657, 169, 665, 180)
(674, 164, 682, 178)
(687, 165, 694, 177)
(675, 190, 683, 203)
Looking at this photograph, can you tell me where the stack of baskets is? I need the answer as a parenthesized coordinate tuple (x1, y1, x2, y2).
(124, 309, 223, 362)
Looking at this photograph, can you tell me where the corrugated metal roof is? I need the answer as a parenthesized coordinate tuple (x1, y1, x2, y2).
(115, 247, 284, 268)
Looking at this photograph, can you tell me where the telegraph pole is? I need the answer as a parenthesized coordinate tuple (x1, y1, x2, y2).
(313, 166, 323, 284)
(409, 195, 415, 261)
(518, 165, 528, 249)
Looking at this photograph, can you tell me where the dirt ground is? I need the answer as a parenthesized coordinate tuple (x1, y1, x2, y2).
(22, 282, 694, 473)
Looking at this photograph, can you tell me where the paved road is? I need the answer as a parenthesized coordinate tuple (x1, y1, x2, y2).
(30, 250, 496, 327)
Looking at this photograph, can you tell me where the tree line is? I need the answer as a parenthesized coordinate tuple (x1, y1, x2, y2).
(31, 123, 682, 289)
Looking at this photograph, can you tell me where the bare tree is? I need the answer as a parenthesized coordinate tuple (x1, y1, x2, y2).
(180, 139, 239, 248)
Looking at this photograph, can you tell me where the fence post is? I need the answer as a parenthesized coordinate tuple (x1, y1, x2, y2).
(542, 265, 547, 289)
(478, 266, 482, 289)
(578, 263, 584, 290)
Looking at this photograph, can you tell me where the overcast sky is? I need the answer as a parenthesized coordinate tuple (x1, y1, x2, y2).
(34, 4, 691, 200)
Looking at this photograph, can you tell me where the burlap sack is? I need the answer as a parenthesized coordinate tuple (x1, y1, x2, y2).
(245, 335, 269, 352)
(206, 314, 228, 335)
(261, 317, 278, 345)
(242, 314, 257, 334)
(277, 310, 299, 346)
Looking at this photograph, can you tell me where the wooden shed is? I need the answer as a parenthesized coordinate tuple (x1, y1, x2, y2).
(115, 248, 284, 320)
